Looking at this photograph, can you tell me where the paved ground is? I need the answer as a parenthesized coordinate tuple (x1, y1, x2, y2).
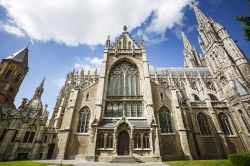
(36, 160, 168, 166)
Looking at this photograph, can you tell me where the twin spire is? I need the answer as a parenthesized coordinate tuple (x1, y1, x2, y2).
(181, 1, 221, 68)
(181, 31, 203, 68)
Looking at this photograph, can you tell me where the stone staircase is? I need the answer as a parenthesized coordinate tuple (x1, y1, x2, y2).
(110, 155, 139, 163)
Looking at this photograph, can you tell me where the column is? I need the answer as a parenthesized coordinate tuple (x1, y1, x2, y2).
(206, 100, 229, 158)
(56, 89, 79, 160)
(171, 89, 193, 160)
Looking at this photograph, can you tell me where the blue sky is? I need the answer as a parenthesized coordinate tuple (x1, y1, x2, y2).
(0, 0, 249, 115)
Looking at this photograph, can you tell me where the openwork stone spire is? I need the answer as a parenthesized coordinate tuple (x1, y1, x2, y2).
(191, 2, 209, 28)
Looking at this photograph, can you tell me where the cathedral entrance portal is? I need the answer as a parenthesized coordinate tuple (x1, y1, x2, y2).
(117, 131, 129, 155)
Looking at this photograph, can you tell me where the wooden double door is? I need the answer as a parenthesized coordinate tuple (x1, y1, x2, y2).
(117, 131, 129, 155)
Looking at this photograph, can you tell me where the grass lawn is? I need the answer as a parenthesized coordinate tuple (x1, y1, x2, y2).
(165, 160, 232, 166)
(0, 160, 72, 166)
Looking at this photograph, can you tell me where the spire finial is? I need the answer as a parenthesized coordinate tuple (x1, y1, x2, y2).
(105, 35, 110, 48)
(123, 25, 127, 32)
(41, 77, 45, 87)
(140, 35, 144, 48)
(33, 77, 45, 99)
(27, 41, 32, 48)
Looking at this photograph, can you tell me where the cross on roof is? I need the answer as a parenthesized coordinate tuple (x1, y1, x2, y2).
(123, 25, 127, 32)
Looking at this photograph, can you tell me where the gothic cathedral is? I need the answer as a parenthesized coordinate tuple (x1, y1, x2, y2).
(0, 3, 250, 162)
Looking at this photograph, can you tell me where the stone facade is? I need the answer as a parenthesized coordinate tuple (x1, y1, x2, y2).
(0, 4, 250, 162)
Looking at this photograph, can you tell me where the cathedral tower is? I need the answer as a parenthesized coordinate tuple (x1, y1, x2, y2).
(192, 2, 250, 94)
(0, 47, 29, 107)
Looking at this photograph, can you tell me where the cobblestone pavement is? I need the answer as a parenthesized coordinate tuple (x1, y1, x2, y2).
(36, 160, 168, 166)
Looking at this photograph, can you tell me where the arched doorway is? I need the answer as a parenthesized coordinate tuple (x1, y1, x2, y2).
(117, 131, 129, 155)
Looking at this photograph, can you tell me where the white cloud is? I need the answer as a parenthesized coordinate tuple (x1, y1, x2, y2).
(56, 78, 66, 87)
(0, 21, 25, 37)
(0, 0, 191, 46)
(74, 56, 102, 71)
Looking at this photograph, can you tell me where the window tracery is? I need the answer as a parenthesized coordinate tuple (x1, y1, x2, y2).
(208, 94, 218, 101)
(159, 107, 173, 133)
(218, 112, 234, 136)
(77, 107, 90, 133)
(206, 82, 216, 91)
(197, 113, 211, 135)
(238, 110, 250, 133)
(106, 61, 143, 117)
(192, 94, 200, 101)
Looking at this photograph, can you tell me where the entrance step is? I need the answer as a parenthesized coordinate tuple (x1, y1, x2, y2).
(110, 156, 139, 163)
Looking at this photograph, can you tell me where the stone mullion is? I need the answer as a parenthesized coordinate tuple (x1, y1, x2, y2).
(104, 133, 108, 149)
(149, 128, 153, 154)
(113, 129, 117, 155)
(130, 128, 134, 156)
(140, 132, 143, 149)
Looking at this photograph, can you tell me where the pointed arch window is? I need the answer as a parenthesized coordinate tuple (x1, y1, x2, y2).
(15, 74, 21, 83)
(191, 81, 198, 91)
(77, 107, 90, 133)
(4, 69, 12, 78)
(220, 77, 228, 86)
(208, 94, 218, 101)
(206, 82, 216, 91)
(128, 41, 131, 49)
(118, 42, 122, 49)
(159, 107, 173, 133)
(238, 110, 250, 133)
(192, 94, 200, 101)
(106, 61, 142, 117)
(108, 61, 140, 96)
(218, 112, 234, 136)
(160, 92, 164, 100)
(23, 130, 36, 143)
(86, 92, 89, 101)
(197, 113, 211, 135)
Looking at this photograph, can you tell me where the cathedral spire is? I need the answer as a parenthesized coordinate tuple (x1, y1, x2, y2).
(191, 2, 209, 28)
(33, 77, 45, 99)
(181, 31, 192, 50)
(181, 31, 202, 68)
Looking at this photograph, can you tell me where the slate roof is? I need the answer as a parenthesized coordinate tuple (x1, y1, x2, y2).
(99, 119, 150, 129)
(5, 47, 29, 66)
(233, 79, 249, 96)
(149, 67, 211, 76)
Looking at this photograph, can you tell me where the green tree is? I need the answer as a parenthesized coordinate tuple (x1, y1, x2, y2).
(236, 0, 250, 41)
